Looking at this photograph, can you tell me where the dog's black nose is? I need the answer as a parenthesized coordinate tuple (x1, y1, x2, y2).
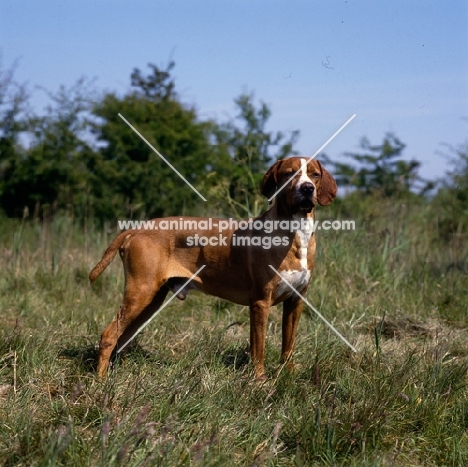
(299, 182, 314, 196)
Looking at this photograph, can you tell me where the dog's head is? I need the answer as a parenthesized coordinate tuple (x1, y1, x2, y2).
(260, 157, 337, 213)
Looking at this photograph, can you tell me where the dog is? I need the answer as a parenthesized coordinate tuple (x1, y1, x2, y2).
(89, 157, 337, 378)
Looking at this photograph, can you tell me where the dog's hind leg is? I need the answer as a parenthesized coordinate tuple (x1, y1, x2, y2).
(97, 279, 167, 377)
(116, 287, 169, 354)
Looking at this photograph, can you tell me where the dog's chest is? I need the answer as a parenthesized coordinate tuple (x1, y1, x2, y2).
(277, 269, 311, 296)
(276, 217, 314, 297)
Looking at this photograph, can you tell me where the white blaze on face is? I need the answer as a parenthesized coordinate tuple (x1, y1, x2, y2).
(297, 158, 313, 187)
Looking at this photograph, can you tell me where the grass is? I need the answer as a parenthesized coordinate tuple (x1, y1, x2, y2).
(0, 198, 467, 466)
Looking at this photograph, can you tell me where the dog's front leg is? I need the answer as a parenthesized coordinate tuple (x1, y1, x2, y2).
(281, 294, 304, 371)
(249, 299, 271, 379)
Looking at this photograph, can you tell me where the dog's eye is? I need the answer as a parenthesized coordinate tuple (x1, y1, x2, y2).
(312, 172, 320, 178)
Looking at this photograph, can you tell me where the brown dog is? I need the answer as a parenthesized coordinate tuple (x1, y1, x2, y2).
(89, 157, 337, 378)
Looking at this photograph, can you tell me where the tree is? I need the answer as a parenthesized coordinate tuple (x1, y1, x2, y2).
(0, 60, 29, 216)
(0, 61, 300, 222)
(444, 141, 468, 195)
(1, 78, 95, 218)
(208, 92, 299, 217)
(325, 133, 432, 197)
(90, 61, 216, 220)
(433, 140, 468, 238)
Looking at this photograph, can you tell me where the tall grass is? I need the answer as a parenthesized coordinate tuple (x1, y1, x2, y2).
(0, 199, 467, 466)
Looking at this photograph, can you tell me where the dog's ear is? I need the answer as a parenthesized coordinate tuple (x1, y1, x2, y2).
(317, 161, 338, 206)
(260, 160, 283, 198)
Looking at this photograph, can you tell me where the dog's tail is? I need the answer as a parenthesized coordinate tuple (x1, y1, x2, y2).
(89, 231, 134, 283)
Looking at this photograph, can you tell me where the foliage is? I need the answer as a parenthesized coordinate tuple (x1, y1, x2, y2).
(432, 140, 468, 241)
(89, 61, 216, 220)
(445, 140, 468, 194)
(0, 61, 299, 222)
(1, 78, 95, 218)
(0, 57, 466, 241)
(207, 92, 299, 217)
(325, 133, 434, 198)
(0, 59, 29, 216)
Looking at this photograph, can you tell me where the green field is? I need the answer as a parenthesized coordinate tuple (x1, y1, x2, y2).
(0, 198, 467, 466)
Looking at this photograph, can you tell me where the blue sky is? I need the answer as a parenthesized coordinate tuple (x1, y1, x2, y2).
(1, 0, 467, 181)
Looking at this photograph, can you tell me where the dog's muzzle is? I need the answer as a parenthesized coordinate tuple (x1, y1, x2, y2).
(295, 182, 315, 212)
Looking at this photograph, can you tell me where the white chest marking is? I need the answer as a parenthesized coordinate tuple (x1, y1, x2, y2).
(276, 214, 314, 297)
(293, 214, 314, 268)
(277, 269, 311, 296)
